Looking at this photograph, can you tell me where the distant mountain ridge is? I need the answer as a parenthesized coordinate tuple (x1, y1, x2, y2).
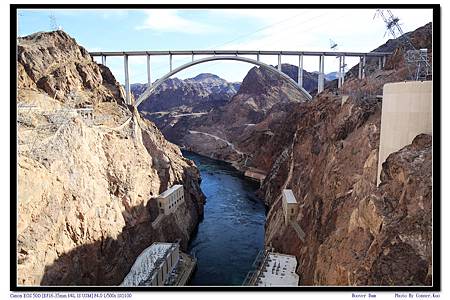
(132, 73, 240, 114)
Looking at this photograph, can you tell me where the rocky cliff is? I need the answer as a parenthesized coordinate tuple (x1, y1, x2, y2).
(262, 22, 433, 285)
(17, 30, 205, 285)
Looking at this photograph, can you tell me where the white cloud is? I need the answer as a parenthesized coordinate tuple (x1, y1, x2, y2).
(208, 9, 432, 73)
(136, 10, 220, 34)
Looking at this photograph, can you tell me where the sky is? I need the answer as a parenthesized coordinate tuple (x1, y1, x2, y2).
(17, 8, 433, 84)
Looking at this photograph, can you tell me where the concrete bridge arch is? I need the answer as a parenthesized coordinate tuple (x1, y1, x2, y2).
(134, 55, 313, 108)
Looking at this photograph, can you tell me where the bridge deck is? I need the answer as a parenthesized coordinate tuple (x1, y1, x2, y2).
(90, 50, 391, 57)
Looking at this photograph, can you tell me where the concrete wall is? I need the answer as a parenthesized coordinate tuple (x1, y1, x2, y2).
(150, 244, 180, 286)
(377, 81, 432, 185)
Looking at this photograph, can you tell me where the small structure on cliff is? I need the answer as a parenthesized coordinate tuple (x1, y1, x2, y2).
(157, 184, 185, 215)
(282, 189, 298, 224)
(243, 250, 299, 286)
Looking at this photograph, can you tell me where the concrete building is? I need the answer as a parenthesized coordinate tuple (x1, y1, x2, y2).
(157, 184, 184, 215)
(121, 242, 180, 286)
(377, 81, 432, 185)
(282, 189, 298, 224)
(244, 251, 300, 286)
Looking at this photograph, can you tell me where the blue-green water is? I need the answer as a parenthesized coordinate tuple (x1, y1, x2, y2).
(183, 151, 266, 286)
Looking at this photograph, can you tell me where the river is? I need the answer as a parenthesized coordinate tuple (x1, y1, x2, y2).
(182, 151, 266, 286)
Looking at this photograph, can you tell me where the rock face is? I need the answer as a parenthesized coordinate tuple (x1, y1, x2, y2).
(262, 22, 433, 285)
(17, 31, 205, 286)
(18, 31, 125, 105)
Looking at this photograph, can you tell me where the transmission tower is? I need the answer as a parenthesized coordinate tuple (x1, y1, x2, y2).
(49, 13, 58, 31)
(374, 9, 430, 80)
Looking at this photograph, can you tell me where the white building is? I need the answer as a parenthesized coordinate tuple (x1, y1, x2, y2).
(121, 242, 180, 286)
(157, 184, 184, 215)
(255, 252, 299, 286)
(282, 189, 298, 224)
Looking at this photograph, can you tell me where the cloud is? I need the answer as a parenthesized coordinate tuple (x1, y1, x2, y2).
(136, 10, 220, 34)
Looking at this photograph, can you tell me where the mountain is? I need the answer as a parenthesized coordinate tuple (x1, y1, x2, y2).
(325, 71, 339, 81)
(17, 30, 205, 285)
(134, 73, 239, 113)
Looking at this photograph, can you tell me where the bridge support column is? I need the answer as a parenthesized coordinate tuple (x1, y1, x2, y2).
(101, 55, 106, 66)
(382, 55, 386, 68)
(358, 57, 363, 79)
(338, 56, 342, 88)
(257, 53, 260, 62)
(318, 55, 325, 93)
(341, 55, 346, 87)
(147, 55, 151, 86)
(362, 55, 366, 79)
(169, 53, 173, 72)
(278, 54, 282, 72)
(378, 56, 382, 70)
(298, 54, 303, 88)
(124, 54, 131, 105)
(191, 52, 194, 62)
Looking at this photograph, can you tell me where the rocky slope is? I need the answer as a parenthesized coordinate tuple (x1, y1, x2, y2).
(17, 30, 205, 285)
(262, 22, 433, 285)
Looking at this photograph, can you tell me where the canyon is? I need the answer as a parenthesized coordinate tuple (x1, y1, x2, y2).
(15, 21, 433, 287)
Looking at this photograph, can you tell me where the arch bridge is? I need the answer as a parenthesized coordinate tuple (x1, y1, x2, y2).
(89, 50, 391, 107)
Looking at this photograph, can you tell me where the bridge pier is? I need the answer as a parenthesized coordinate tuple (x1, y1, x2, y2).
(298, 54, 303, 88)
(341, 55, 346, 87)
(147, 55, 151, 86)
(318, 55, 325, 93)
(170, 53, 173, 72)
(358, 57, 363, 79)
(257, 53, 260, 62)
(362, 55, 366, 79)
(278, 54, 282, 71)
(382, 55, 386, 68)
(338, 56, 342, 88)
(378, 56, 382, 70)
(101, 55, 106, 66)
(124, 54, 131, 105)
